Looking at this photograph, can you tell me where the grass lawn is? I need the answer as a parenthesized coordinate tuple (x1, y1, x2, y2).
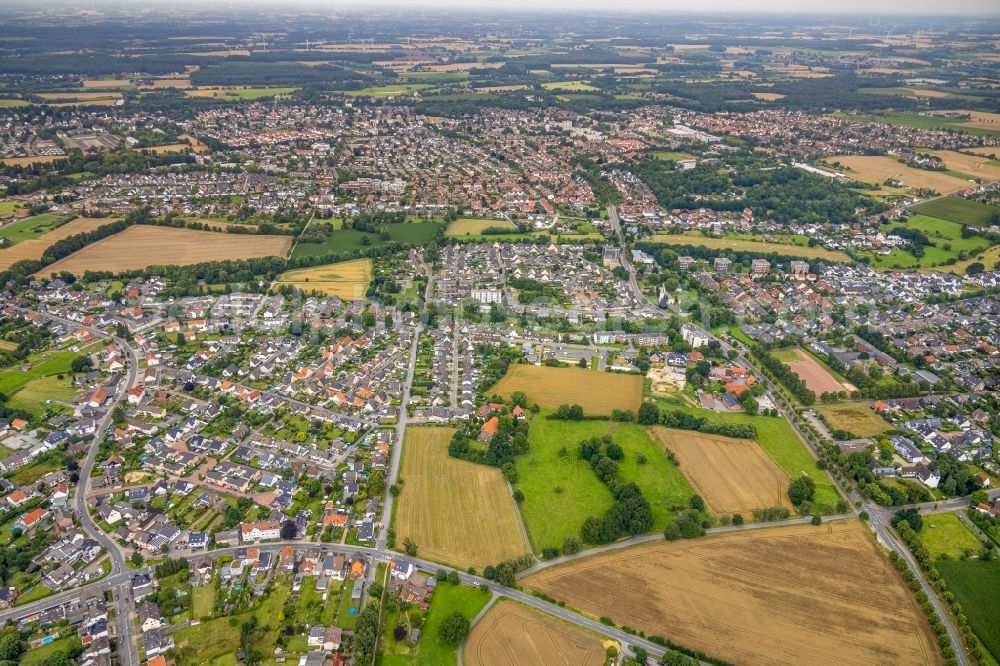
(0, 347, 80, 396)
(191, 585, 214, 619)
(937, 559, 1000, 663)
(910, 197, 1000, 227)
(0, 200, 24, 215)
(22, 636, 82, 666)
(335, 578, 358, 629)
(339, 83, 433, 97)
(918, 513, 984, 560)
(654, 397, 841, 512)
(291, 219, 442, 259)
(650, 150, 691, 161)
(173, 581, 289, 666)
(14, 584, 53, 606)
(515, 417, 692, 551)
(815, 402, 891, 438)
(414, 583, 492, 665)
(11, 456, 64, 485)
(7, 374, 76, 416)
(0, 213, 70, 245)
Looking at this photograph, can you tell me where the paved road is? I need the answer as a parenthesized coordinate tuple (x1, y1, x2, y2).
(377, 274, 433, 551)
(44, 312, 140, 666)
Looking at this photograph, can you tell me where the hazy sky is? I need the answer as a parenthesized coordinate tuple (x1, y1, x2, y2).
(263, 0, 999, 14)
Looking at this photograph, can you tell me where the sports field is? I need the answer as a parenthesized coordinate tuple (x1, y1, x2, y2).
(395, 427, 529, 570)
(0, 213, 71, 244)
(0, 216, 109, 270)
(275, 258, 372, 299)
(650, 427, 790, 516)
(463, 600, 605, 666)
(490, 365, 642, 416)
(815, 402, 891, 438)
(445, 218, 517, 236)
(524, 521, 942, 666)
(832, 155, 970, 194)
(647, 234, 851, 262)
(40, 225, 292, 275)
(781, 348, 850, 394)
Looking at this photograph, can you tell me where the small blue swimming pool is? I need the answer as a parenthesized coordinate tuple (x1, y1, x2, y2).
(40, 636, 55, 645)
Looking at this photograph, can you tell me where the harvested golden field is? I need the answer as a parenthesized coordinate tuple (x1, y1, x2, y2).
(37, 91, 122, 101)
(954, 109, 1000, 131)
(650, 427, 790, 516)
(648, 234, 851, 262)
(524, 521, 942, 666)
(752, 92, 786, 101)
(782, 348, 851, 394)
(833, 155, 969, 194)
(0, 217, 113, 270)
(142, 77, 192, 89)
(463, 600, 605, 666)
(274, 258, 372, 299)
(39, 225, 291, 275)
(930, 150, 1000, 180)
(490, 365, 643, 416)
(82, 78, 131, 88)
(143, 135, 210, 155)
(0, 155, 64, 167)
(395, 427, 528, 570)
(445, 217, 517, 236)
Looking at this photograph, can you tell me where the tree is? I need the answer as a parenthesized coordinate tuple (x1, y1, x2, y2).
(403, 538, 418, 556)
(690, 494, 705, 511)
(438, 612, 471, 643)
(71, 355, 92, 373)
(633, 647, 649, 665)
(511, 391, 528, 408)
(279, 520, 297, 540)
(788, 475, 816, 505)
(891, 508, 923, 533)
(130, 551, 144, 566)
(637, 401, 659, 425)
(0, 633, 25, 661)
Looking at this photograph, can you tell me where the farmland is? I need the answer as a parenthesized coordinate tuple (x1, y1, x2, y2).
(780, 347, 851, 394)
(183, 86, 298, 100)
(463, 600, 605, 666)
(515, 418, 692, 551)
(445, 217, 518, 236)
(831, 155, 970, 194)
(489, 364, 642, 416)
(0, 216, 111, 270)
(930, 150, 1000, 181)
(909, 197, 1000, 227)
(937, 559, 1000, 663)
(40, 225, 292, 275)
(275, 258, 372, 299)
(815, 402, 892, 438)
(524, 521, 942, 666)
(540, 80, 599, 91)
(653, 397, 841, 512)
(395, 427, 529, 570)
(647, 233, 852, 262)
(649, 427, 790, 516)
